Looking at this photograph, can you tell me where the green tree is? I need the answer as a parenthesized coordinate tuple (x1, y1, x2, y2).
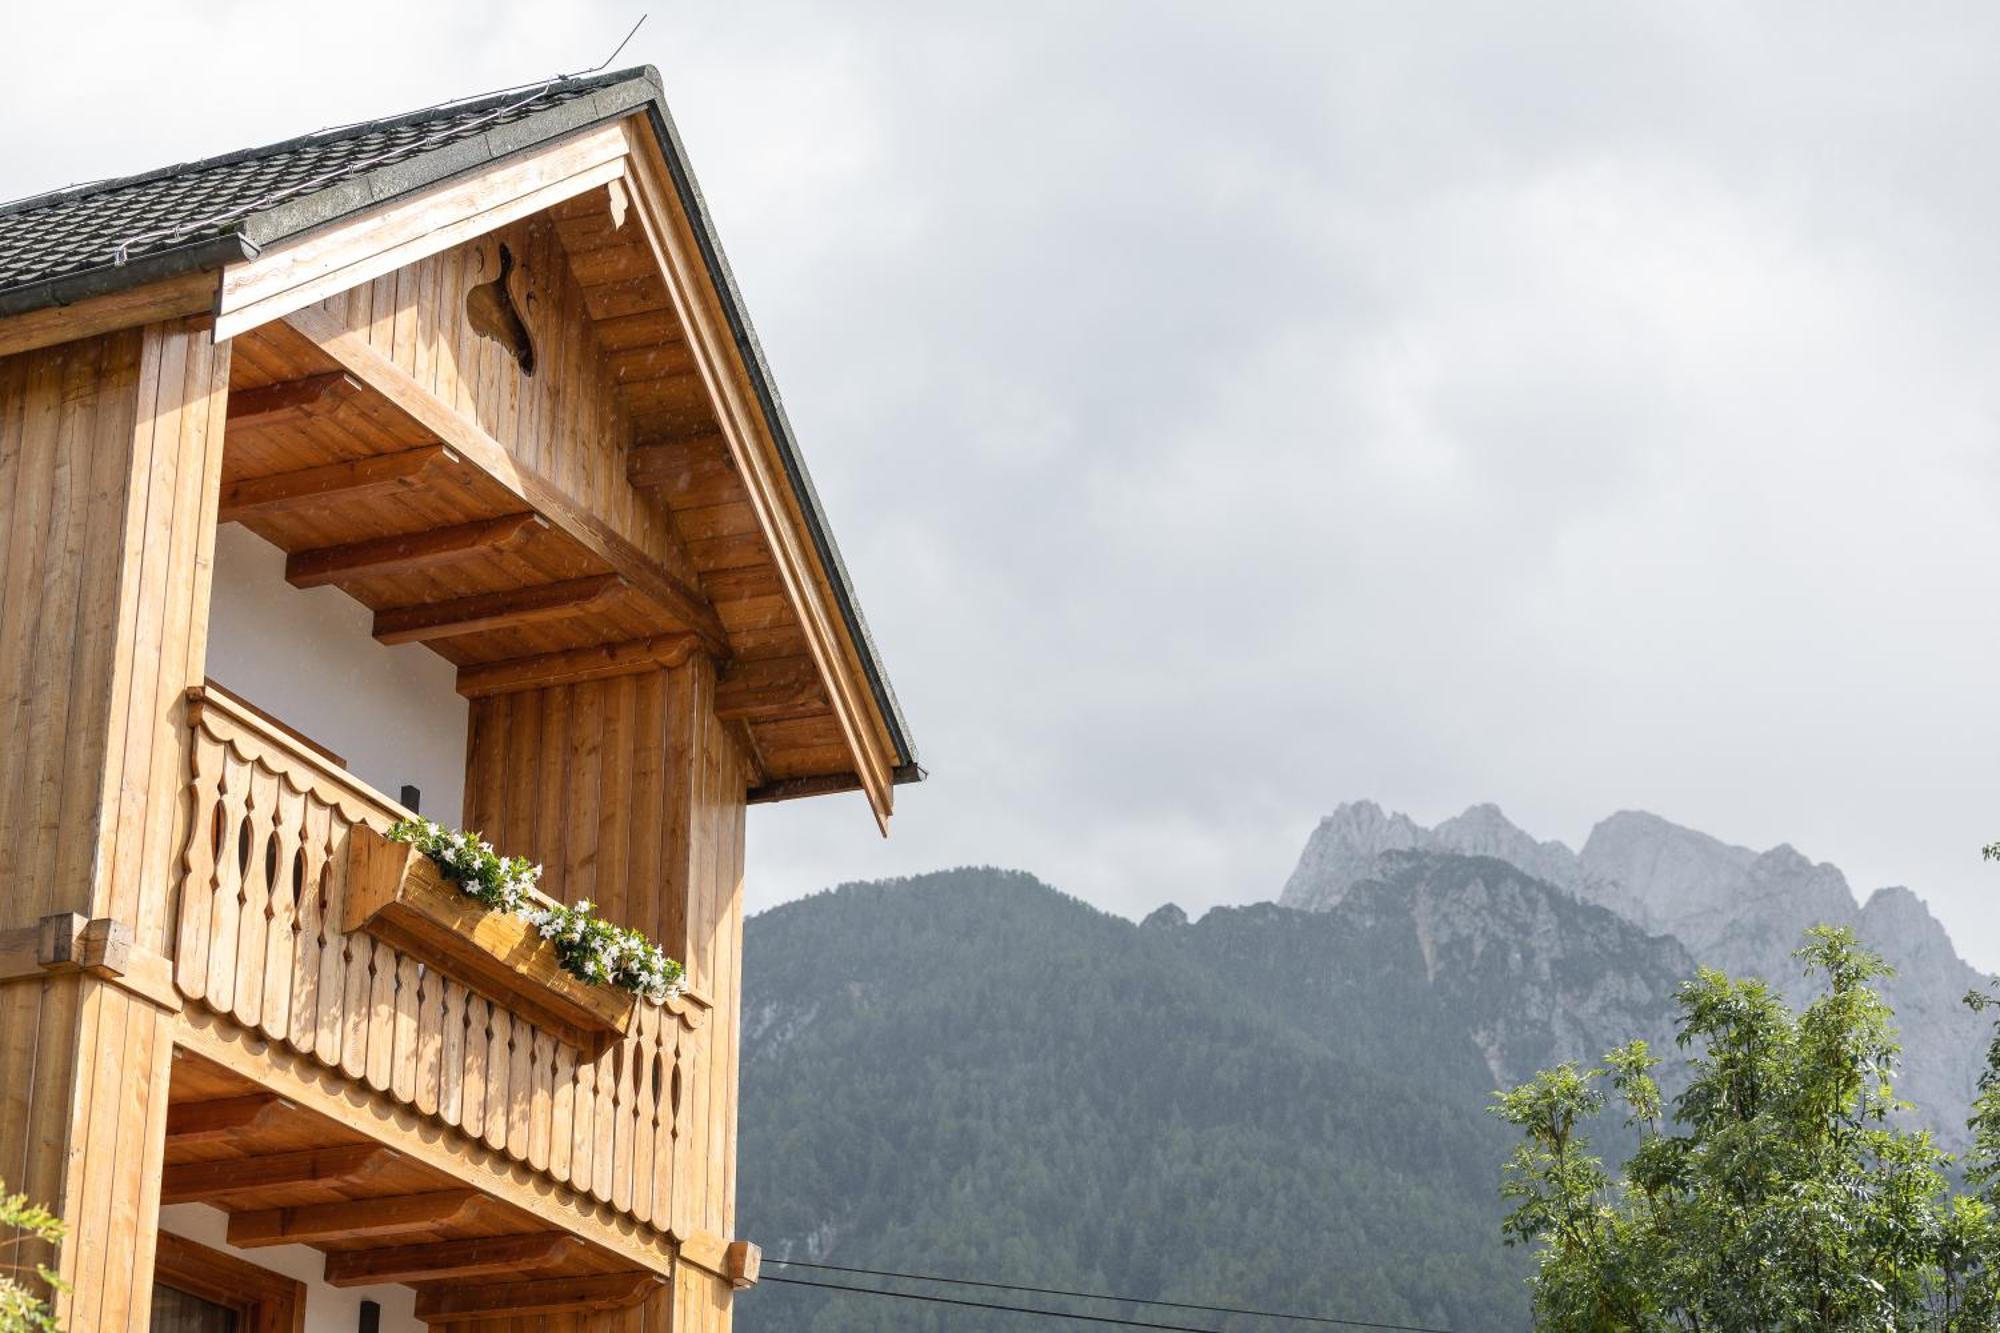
(0, 1186, 64, 1333)
(1493, 926, 2000, 1330)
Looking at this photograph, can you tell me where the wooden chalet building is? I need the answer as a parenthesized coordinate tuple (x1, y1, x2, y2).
(0, 67, 918, 1333)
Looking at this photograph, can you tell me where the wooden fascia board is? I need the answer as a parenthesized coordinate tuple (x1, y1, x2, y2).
(0, 270, 217, 360)
(613, 117, 898, 828)
(279, 304, 729, 652)
(213, 123, 630, 341)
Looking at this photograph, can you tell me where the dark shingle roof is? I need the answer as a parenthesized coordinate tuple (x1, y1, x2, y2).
(0, 66, 918, 782)
(0, 68, 650, 315)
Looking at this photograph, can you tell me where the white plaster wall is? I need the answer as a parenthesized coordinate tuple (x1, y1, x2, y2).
(205, 525, 468, 823)
(157, 1203, 424, 1333)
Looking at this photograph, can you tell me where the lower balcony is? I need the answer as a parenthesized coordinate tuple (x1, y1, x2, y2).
(160, 685, 738, 1312)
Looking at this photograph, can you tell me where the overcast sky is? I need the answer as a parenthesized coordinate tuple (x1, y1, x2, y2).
(10, 3, 2000, 967)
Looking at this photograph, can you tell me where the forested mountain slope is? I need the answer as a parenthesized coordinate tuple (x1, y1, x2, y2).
(736, 857, 1690, 1332)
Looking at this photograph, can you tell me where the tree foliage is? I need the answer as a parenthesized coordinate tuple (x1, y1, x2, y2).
(1495, 926, 2000, 1330)
(0, 1186, 63, 1333)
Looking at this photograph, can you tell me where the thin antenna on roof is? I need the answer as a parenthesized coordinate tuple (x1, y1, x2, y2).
(590, 14, 649, 74)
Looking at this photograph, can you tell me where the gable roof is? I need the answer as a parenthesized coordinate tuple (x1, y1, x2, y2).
(0, 66, 918, 787)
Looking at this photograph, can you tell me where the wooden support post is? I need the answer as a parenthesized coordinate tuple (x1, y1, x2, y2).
(285, 512, 544, 588)
(216, 443, 457, 523)
(372, 574, 624, 645)
(0, 320, 230, 1333)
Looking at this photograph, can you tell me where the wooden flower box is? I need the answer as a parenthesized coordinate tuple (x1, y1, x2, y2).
(342, 824, 636, 1052)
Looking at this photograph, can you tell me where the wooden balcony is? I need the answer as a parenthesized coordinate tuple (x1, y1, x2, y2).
(166, 686, 725, 1270)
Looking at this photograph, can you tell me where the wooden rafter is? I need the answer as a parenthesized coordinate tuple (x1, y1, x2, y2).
(414, 1272, 664, 1323)
(372, 574, 625, 645)
(285, 512, 544, 589)
(225, 371, 361, 430)
(217, 444, 457, 524)
(745, 772, 864, 805)
(625, 432, 731, 497)
(323, 1233, 582, 1287)
(227, 1190, 480, 1247)
(716, 655, 823, 723)
(281, 304, 729, 652)
(160, 1145, 393, 1204)
(164, 1093, 287, 1143)
(455, 634, 699, 697)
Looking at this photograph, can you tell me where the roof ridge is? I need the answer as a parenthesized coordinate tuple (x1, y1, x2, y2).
(0, 65, 649, 222)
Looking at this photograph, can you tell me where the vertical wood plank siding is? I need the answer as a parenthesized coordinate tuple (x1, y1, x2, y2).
(0, 321, 229, 1333)
(464, 657, 751, 1243)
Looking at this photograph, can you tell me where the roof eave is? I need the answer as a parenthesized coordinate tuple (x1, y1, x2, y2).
(0, 231, 251, 320)
(619, 80, 922, 785)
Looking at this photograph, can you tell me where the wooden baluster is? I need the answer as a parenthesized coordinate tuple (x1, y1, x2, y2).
(258, 778, 304, 1038)
(625, 1005, 657, 1221)
(549, 1040, 576, 1183)
(339, 840, 377, 1081)
(390, 951, 421, 1103)
(504, 1015, 534, 1161)
(364, 940, 399, 1092)
(174, 726, 225, 999)
(287, 798, 334, 1056)
(591, 1036, 618, 1202)
(438, 978, 467, 1125)
(414, 963, 444, 1117)
(203, 749, 250, 1007)
(614, 1020, 645, 1215)
(482, 1008, 513, 1151)
(460, 993, 490, 1135)
(526, 1029, 555, 1171)
(323, 819, 361, 1071)
(668, 1020, 692, 1232)
(230, 761, 279, 1030)
(570, 1042, 596, 1189)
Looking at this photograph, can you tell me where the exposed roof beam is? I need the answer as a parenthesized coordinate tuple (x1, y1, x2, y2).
(160, 1145, 393, 1204)
(455, 634, 699, 698)
(225, 371, 361, 431)
(164, 1094, 287, 1143)
(373, 574, 624, 646)
(716, 655, 823, 724)
(323, 1233, 581, 1288)
(625, 431, 734, 500)
(218, 444, 456, 524)
(414, 1273, 663, 1323)
(286, 512, 544, 589)
(282, 305, 728, 653)
(228, 1190, 480, 1247)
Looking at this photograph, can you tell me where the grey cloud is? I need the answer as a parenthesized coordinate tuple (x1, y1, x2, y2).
(9, 2, 2000, 966)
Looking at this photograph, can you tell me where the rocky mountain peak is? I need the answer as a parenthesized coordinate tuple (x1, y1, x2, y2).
(1287, 798, 1993, 1152)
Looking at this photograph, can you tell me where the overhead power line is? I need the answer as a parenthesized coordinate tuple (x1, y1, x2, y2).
(764, 1275, 1241, 1332)
(761, 1262, 1459, 1333)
